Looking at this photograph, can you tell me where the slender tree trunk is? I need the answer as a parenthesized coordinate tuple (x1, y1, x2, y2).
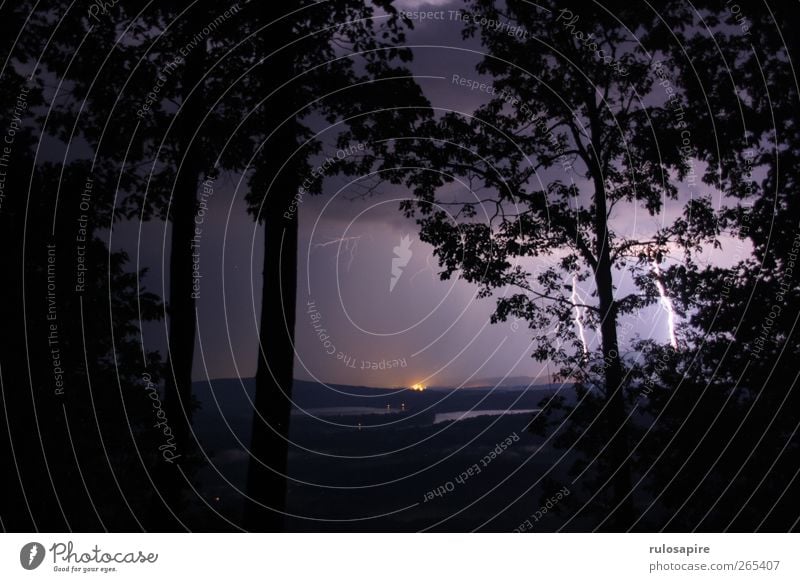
(155, 10, 207, 530)
(245, 203, 298, 531)
(584, 91, 634, 530)
(163, 155, 200, 448)
(593, 181, 634, 530)
(243, 4, 298, 532)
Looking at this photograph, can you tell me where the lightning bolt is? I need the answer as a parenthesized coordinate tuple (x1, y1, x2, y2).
(28, 545, 38, 566)
(571, 275, 589, 355)
(409, 254, 437, 286)
(314, 236, 362, 271)
(651, 261, 679, 349)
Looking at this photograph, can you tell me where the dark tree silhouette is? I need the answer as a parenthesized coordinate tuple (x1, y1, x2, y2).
(626, 1, 800, 531)
(34, 0, 267, 528)
(0, 51, 164, 530)
(242, 1, 430, 530)
(396, 0, 724, 529)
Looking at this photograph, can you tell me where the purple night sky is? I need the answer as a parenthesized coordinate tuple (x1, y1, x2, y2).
(123, 0, 743, 388)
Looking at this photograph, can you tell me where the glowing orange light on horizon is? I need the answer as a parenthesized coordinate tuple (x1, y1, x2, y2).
(411, 383, 427, 392)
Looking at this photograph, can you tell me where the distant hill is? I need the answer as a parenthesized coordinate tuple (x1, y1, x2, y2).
(189, 378, 571, 453)
(192, 377, 566, 418)
(459, 375, 556, 389)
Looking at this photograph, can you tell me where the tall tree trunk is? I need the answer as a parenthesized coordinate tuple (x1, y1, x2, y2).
(243, 4, 298, 532)
(593, 181, 634, 530)
(160, 152, 201, 510)
(245, 202, 298, 531)
(584, 91, 634, 530)
(155, 8, 207, 530)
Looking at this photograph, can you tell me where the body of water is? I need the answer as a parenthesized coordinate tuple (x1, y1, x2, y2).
(433, 409, 539, 424)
